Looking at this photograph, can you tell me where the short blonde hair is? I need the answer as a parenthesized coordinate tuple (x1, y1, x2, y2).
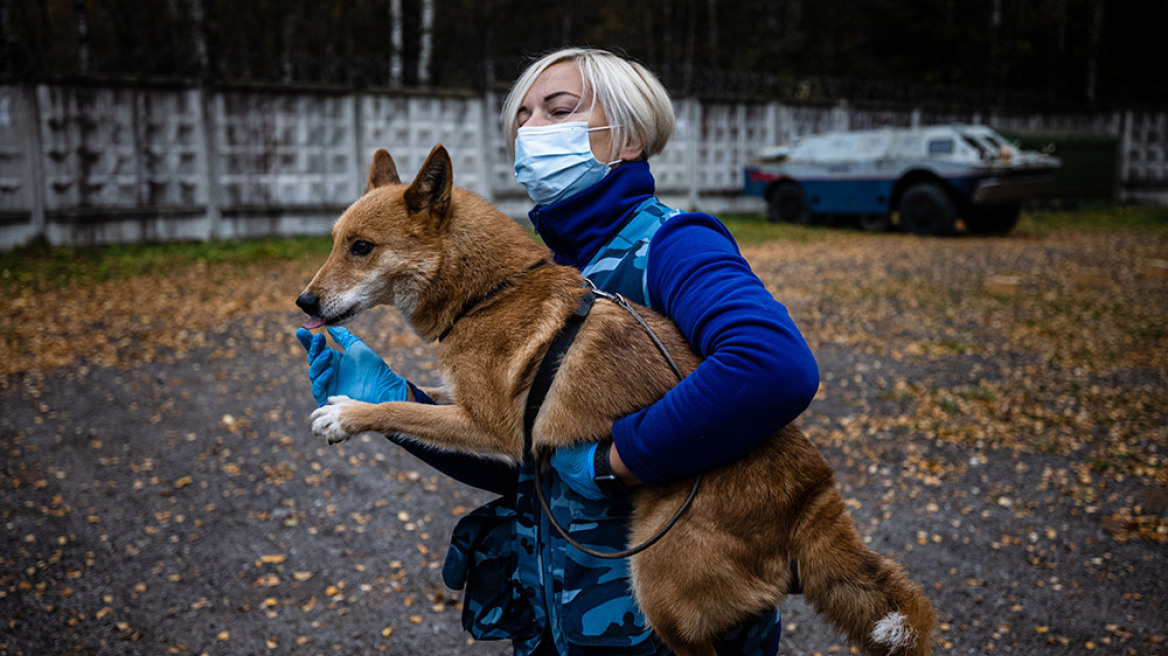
(501, 48, 675, 160)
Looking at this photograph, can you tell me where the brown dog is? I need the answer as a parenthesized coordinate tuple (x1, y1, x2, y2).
(297, 145, 936, 656)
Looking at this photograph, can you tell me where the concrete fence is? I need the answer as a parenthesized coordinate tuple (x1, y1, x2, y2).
(1, 82, 1164, 250)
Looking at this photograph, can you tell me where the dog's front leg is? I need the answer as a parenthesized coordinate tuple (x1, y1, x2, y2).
(310, 396, 522, 461)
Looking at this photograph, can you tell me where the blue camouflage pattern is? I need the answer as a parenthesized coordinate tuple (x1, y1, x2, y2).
(580, 198, 682, 305)
(444, 197, 781, 655)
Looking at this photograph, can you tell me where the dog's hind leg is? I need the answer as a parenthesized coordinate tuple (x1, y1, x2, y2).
(311, 396, 524, 461)
(791, 488, 936, 656)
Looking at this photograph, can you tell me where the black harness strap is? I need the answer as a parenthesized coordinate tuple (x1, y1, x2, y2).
(523, 289, 596, 454)
(525, 283, 702, 560)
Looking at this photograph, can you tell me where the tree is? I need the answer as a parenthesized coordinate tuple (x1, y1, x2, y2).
(74, 0, 90, 75)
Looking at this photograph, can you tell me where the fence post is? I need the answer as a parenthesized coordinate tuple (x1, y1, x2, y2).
(196, 88, 223, 240)
(27, 85, 47, 242)
(351, 91, 364, 195)
(737, 104, 747, 177)
(777, 103, 794, 143)
(832, 100, 850, 131)
(763, 101, 777, 148)
(478, 90, 496, 203)
(686, 99, 700, 210)
(1116, 110, 1132, 202)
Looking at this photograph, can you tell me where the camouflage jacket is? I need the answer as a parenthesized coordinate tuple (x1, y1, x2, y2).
(443, 198, 782, 655)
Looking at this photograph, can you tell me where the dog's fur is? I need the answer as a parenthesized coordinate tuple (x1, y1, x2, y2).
(298, 145, 936, 656)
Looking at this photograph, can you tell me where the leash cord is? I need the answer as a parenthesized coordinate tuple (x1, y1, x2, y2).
(532, 282, 702, 560)
(534, 456, 702, 560)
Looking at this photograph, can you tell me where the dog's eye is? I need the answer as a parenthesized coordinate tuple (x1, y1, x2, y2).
(350, 239, 374, 256)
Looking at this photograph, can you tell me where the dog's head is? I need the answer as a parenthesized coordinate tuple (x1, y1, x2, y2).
(297, 145, 454, 328)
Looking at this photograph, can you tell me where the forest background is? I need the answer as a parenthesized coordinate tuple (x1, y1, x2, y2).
(3, 0, 1166, 110)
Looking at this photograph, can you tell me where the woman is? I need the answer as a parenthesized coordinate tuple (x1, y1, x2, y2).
(297, 48, 819, 656)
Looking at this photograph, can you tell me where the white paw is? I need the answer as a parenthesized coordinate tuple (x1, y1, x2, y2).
(311, 395, 356, 445)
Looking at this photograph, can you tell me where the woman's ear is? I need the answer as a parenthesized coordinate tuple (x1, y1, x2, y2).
(616, 134, 645, 163)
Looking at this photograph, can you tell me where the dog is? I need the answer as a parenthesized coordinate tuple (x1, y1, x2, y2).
(296, 145, 936, 656)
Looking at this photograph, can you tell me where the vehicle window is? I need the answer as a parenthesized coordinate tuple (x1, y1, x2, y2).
(928, 139, 954, 155)
(961, 135, 991, 159)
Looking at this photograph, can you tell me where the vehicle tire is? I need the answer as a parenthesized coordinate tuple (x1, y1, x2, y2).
(858, 212, 892, 233)
(767, 182, 812, 224)
(966, 203, 1021, 235)
(898, 182, 957, 236)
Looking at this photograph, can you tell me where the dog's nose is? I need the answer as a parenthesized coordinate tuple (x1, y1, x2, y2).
(296, 292, 321, 316)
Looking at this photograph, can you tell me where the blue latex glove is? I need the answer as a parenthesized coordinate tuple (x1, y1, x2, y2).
(549, 442, 605, 500)
(295, 326, 409, 407)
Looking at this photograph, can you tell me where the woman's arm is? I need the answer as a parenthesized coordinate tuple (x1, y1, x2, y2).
(610, 214, 819, 485)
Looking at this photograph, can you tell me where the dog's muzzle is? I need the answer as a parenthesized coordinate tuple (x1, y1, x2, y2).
(296, 292, 322, 318)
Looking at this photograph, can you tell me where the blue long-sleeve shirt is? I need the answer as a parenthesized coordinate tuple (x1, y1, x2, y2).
(532, 162, 819, 485)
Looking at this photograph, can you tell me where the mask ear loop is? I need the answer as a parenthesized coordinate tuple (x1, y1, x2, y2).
(584, 125, 624, 169)
(580, 66, 624, 167)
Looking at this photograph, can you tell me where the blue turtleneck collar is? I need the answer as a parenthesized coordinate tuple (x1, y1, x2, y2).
(527, 161, 657, 270)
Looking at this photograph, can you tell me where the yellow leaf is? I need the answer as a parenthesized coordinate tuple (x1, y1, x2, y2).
(255, 574, 279, 587)
(259, 554, 286, 564)
(174, 476, 193, 489)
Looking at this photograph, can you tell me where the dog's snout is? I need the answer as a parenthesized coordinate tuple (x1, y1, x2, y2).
(296, 292, 321, 316)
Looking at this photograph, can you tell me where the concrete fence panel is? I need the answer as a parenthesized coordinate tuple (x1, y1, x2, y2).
(0, 86, 40, 248)
(0, 81, 1161, 250)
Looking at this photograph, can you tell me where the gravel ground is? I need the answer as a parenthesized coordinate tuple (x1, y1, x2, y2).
(2, 224, 1166, 655)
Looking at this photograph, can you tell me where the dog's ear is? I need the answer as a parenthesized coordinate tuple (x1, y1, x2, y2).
(404, 144, 452, 224)
(366, 148, 401, 192)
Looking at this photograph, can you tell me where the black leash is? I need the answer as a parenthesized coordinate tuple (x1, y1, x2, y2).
(526, 281, 702, 560)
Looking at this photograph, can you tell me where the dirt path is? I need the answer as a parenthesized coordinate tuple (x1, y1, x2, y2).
(2, 225, 1165, 655)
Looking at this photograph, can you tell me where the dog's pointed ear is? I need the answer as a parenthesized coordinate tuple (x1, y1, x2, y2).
(366, 148, 401, 192)
(404, 144, 452, 224)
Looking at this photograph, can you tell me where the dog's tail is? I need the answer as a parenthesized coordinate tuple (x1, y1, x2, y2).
(791, 487, 936, 656)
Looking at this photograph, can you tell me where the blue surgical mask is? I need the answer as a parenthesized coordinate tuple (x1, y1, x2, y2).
(513, 122, 620, 206)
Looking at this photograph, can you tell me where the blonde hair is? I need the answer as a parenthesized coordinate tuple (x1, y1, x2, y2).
(501, 48, 675, 160)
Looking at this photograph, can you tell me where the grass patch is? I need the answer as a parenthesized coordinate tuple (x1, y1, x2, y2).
(1015, 203, 1168, 234)
(723, 203, 1168, 242)
(0, 235, 333, 287)
(1, 203, 1162, 287)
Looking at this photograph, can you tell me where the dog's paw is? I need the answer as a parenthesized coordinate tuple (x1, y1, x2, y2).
(311, 395, 357, 445)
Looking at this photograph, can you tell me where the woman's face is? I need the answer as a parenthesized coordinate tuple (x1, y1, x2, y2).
(515, 61, 643, 163)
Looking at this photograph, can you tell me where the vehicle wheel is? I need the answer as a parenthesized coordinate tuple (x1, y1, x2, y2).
(966, 203, 1021, 235)
(858, 212, 892, 233)
(898, 182, 957, 236)
(767, 182, 812, 224)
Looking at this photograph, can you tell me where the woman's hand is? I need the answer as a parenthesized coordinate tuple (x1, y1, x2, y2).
(295, 327, 411, 407)
(550, 442, 642, 500)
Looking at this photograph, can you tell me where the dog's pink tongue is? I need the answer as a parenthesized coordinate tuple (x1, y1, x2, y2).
(301, 317, 325, 330)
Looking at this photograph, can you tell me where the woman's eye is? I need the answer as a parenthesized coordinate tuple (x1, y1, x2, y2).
(350, 240, 374, 256)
